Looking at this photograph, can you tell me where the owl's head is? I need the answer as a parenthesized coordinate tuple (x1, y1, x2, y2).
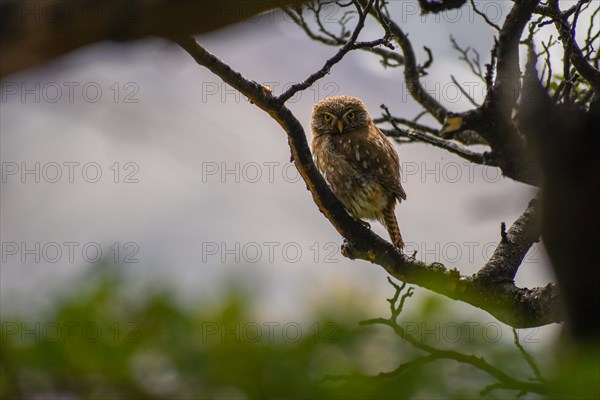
(311, 96, 371, 136)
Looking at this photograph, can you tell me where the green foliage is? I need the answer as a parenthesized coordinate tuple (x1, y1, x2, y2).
(1, 267, 598, 399)
(548, 73, 593, 105)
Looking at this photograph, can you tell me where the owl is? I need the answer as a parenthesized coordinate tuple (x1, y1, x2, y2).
(311, 96, 407, 249)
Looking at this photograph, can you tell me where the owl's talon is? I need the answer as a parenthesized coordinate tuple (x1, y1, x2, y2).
(341, 240, 354, 259)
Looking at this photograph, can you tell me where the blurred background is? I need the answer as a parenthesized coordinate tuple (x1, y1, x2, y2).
(2, 1, 588, 398)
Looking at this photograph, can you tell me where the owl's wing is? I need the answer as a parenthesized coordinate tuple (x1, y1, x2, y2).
(354, 124, 407, 202)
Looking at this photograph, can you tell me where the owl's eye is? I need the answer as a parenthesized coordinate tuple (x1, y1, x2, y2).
(347, 111, 356, 120)
(323, 114, 333, 122)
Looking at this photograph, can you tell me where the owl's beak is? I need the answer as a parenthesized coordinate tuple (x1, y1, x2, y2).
(337, 120, 344, 133)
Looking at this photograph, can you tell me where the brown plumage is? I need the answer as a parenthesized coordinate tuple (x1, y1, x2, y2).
(310, 96, 407, 249)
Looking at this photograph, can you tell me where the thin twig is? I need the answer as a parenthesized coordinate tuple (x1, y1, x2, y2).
(512, 328, 545, 383)
(373, 116, 439, 134)
(470, 0, 501, 31)
(356, 282, 547, 396)
(450, 74, 481, 107)
(419, 46, 433, 75)
(279, 0, 391, 102)
(284, 3, 404, 67)
(450, 36, 485, 82)
(475, 199, 541, 285)
(540, 36, 557, 90)
(545, 0, 600, 93)
(381, 104, 489, 165)
(367, 2, 448, 122)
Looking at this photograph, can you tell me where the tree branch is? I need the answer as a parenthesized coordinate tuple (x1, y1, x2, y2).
(320, 355, 437, 383)
(450, 36, 485, 82)
(279, 0, 392, 103)
(545, 0, 600, 94)
(512, 328, 545, 383)
(175, 34, 381, 251)
(380, 104, 489, 165)
(469, 0, 501, 31)
(366, 3, 448, 123)
(176, 36, 561, 329)
(0, 0, 307, 79)
(283, 3, 405, 68)
(323, 282, 547, 395)
(450, 74, 481, 107)
(488, 0, 540, 111)
(359, 317, 546, 395)
(474, 199, 541, 285)
(373, 116, 439, 135)
(357, 282, 547, 396)
(342, 204, 561, 328)
(517, 37, 600, 340)
(441, 0, 543, 186)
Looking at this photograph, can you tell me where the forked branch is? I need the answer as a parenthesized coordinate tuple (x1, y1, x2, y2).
(175, 36, 561, 328)
(323, 281, 547, 396)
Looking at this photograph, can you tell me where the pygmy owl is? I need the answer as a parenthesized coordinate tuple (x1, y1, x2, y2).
(311, 96, 407, 249)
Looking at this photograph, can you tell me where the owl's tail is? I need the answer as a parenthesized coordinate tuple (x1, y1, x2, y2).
(383, 203, 404, 250)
